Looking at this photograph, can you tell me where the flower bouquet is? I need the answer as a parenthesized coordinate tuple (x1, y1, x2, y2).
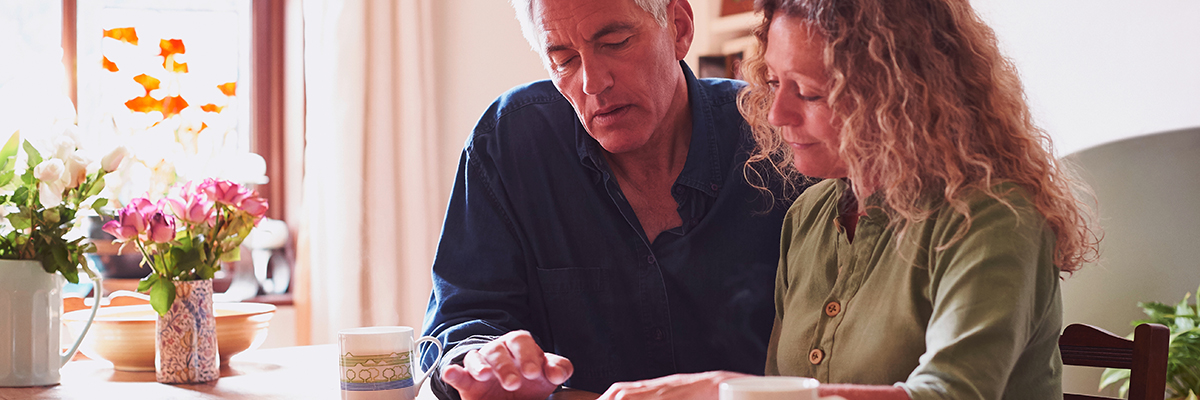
(102, 177, 266, 383)
(0, 129, 123, 387)
(104, 178, 268, 315)
(0, 130, 123, 281)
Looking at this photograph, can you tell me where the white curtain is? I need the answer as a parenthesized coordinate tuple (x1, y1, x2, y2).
(299, 0, 441, 344)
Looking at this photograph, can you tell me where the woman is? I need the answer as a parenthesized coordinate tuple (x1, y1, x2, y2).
(596, 0, 1099, 399)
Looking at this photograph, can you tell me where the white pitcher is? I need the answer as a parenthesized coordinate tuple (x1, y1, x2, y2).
(0, 260, 101, 387)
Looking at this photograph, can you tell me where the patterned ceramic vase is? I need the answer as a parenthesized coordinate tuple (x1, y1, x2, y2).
(155, 279, 219, 383)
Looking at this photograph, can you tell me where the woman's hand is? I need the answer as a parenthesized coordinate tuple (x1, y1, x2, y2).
(595, 371, 751, 400)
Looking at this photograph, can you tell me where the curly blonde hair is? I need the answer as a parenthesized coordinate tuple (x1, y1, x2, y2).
(738, 0, 1099, 272)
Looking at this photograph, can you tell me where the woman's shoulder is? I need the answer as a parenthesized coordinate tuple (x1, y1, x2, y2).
(928, 181, 1047, 240)
(957, 181, 1039, 218)
(786, 178, 843, 217)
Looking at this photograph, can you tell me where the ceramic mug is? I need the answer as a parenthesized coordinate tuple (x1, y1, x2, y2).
(719, 376, 846, 400)
(339, 326, 443, 400)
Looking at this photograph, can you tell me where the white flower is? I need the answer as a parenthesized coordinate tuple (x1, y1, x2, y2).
(38, 181, 65, 208)
(33, 159, 65, 183)
(51, 136, 77, 160)
(60, 124, 81, 146)
(101, 146, 130, 172)
(63, 151, 91, 189)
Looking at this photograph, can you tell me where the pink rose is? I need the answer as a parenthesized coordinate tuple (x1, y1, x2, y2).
(165, 182, 215, 224)
(102, 203, 147, 242)
(197, 178, 251, 206)
(128, 198, 157, 218)
(238, 192, 269, 222)
(145, 211, 176, 243)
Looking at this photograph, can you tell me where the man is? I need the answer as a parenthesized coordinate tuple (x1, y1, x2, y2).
(422, 0, 799, 399)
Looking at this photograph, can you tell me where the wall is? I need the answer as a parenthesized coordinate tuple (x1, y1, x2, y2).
(971, 0, 1200, 157)
(431, 0, 547, 198)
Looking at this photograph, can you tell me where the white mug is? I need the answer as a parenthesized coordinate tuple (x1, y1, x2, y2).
(720, 376, 846, 400)
(339, 326, 443, 400)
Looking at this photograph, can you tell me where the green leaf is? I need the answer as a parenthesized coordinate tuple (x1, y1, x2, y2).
(219, 246, 241, 262)
(1180, 293, 1196, 316)
(0, 170, 13, 187)
(1178, 293, 1197, 331)
(22, 140, 41, 169)
(51, 245, 79, 284)
(7, 212, 31, 230)
(0, 131, 19, 171)
(90, 198, 108, 211)
(150, 278, 176, 316)
(196, 263, 216, 280)
(43, 207, 61, 225)
(1100, 367, 1131, 393)
(11, 186, 28, 206)
(60, 263, 79, 284)
(85, 176, 106, 198)
(137, 273, 158, 293)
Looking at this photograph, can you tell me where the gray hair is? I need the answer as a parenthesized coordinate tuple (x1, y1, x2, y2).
(510, 0, 670, 55)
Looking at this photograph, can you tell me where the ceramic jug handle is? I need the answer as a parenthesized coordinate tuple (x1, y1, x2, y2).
(413, 336, 444, 390)
(61, 276, 102, 366)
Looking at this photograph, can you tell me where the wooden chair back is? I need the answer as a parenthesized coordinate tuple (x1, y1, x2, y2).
(1059, 323, 1169, 400)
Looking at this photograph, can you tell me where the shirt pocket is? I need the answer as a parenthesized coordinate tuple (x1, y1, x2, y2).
(534, 267, 627, 388)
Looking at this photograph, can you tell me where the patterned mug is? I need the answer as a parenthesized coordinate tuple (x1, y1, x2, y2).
(339, 326, 443, 400)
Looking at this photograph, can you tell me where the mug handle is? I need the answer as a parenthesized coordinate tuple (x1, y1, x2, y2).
(61, 276, 102, 366)
(413, 336, 444, 389)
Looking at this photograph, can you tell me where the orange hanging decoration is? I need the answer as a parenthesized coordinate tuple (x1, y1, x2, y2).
(133, 74, 161, 94)
(103, 27, 139, 45)
(217, 82, 236, 97)
(160, 96, 189, 119)
(102, 56, 119, 72)
(159, 39, 186, 57)
(125, 95, 163, 114)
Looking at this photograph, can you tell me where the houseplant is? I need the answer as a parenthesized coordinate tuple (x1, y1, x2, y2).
(0, 129, 122, 387)
(1101, 283, 1200, 400)
(103, 177, 267, 383)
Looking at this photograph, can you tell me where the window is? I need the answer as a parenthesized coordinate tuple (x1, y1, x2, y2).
(0, 0, 289, 220)
(77, 0, 257, 205)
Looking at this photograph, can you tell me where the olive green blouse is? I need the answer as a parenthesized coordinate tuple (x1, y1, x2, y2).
(767, 179, 1063, 400)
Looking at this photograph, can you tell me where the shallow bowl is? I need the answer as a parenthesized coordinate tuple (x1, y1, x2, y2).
(63, 302, 276, 371)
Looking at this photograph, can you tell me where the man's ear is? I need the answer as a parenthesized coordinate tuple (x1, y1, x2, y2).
(669, 0, 695, 60)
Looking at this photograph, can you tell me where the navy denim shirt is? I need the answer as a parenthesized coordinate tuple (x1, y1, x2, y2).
(422, 63, 793, 397)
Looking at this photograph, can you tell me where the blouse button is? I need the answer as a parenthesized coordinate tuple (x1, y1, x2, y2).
(825, 301, 841, 317)
(808, 349, 824, 365)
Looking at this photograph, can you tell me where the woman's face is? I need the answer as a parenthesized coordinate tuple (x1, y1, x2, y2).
(764, 15, 847, 179)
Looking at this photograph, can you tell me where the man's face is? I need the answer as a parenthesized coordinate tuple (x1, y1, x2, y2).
(532, 0, 689, 155)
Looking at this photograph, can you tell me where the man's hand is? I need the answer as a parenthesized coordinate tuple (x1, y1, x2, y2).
(442, 330, 574, 400)
(595, 371, 750, 400)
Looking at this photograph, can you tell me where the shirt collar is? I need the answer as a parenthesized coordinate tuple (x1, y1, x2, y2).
(576, 62, 724, 197)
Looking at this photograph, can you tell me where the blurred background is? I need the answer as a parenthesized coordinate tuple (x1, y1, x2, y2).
(1, 0, 1196, 397)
